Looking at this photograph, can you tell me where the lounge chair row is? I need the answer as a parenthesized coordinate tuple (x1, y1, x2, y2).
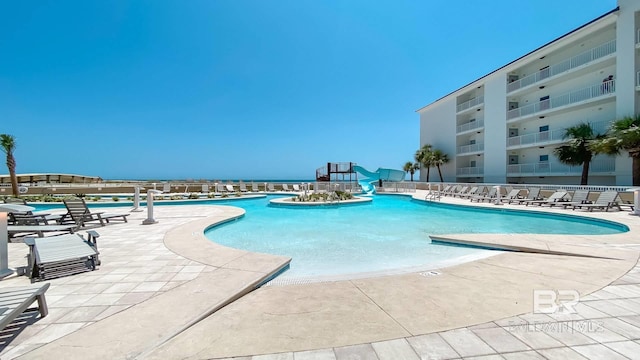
(434, 186, 629, 212)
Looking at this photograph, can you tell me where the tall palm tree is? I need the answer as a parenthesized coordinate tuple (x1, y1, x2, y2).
(0, 134, 19, 197)
(415, 144, 433, 181)
(403, 161, 419, 181)
(431, 149, 449, 182)
(591, 115, 640, 186)
(553, 123, 602, 185)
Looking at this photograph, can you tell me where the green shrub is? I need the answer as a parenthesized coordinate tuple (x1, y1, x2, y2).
(112, 196, 120, 202)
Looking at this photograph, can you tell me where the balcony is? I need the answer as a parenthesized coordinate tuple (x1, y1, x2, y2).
(507, 129, 565, 148)
(456, 167, 483, 176)
(637, 71, 640, 91)
(507, 80, 615, 121)
(456, 118, 484, 134)
(507, 40, 616, 93)
(506, 120, 609, 149)
(456, 96, 484, 113)
(507, 158, 615, 176)
(457, 143, 484, 155)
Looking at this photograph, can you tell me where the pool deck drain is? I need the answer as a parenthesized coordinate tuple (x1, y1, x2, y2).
(0, 190, 639, 359)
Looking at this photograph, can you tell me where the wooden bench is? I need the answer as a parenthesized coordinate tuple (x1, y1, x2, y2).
(25, 231, 100, 283)
(0, 284, 50, 330)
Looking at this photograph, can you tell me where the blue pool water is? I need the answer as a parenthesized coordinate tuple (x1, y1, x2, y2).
(204, 195, 627, 279)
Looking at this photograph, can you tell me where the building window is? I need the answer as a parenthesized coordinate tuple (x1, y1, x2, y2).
(539, 155, 549, 162)
(470, 161, 476, 168)
(539, 125, 549, 132)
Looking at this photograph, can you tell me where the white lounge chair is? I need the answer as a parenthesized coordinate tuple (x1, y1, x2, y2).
(25, 231, 100, 282)
(523, 190, 568, 206)
(282, 184, 291, 191)
(0, 284, 50, 331)
(572, 191, 622, 212)
(251, 183, 259, 192)
(292, 184, 301, 192)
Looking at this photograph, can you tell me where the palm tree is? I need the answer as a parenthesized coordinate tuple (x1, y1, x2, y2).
(415, 144, 433, 181)
(0, 134, 19, 197)
(591, 114, 640, 186)
(552, 123, 602, 185)
(403, 161, 419, 181)
(431, 149, 449, 182)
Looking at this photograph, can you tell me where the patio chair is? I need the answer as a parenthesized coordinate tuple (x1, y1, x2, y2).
(201, 184, 209, 194)
(292, 184, 301, 191)
(61, 198, 129, 227)
(267, 183, 276, 192)
(556, 189, 591, 209)
(572, 191, 622, 212)
(8, 224, 76, 238)
(512, 187, 541, 205)
(0, 283, 50, 331)
(282, 184, 291, 191)
(470, 187, 497, 203)
(225, 184, 236, 193)
(455, 186, 477, 198)
(251, 183, 259, 192)
(499, 189, 523, 203)
(239, 183, 248, 192)
(25, 231, 100, 282)
(523, 190, 568, 206)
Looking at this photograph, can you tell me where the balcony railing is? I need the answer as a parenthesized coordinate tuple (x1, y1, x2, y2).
(637, 28, 640, 45)
(507, 80, 615, 120)
(457, 143, 484, 154)
(507, 158, 615, 175)
(456, 166, 483, 176)
(507, 129, 565, 147)
(507, 120, 610, 148)
(456, 118, 484, 133)
(637, 71, 640, 87)
(507, 40, 616, 93)
(456, 96, 484, 113)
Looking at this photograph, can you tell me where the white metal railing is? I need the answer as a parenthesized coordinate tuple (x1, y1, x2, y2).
(456, 166, 483, 176)
(507, 120, 610, 148)
(637, 71, 640, 87)
(637, 28, 640, 45)
(380, 182, 417, 193)
(457, 143, 484, 154)
(507, 80, 615, 120)
(507, 40, 616, 93)
(456, 96, 484, 113)
(456, 118, 484, 133)
(507, 129, 565, 147)
(507, 157, 615, 175)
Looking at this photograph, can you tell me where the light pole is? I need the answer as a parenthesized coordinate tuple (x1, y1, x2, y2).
(131, 186, 144, 212)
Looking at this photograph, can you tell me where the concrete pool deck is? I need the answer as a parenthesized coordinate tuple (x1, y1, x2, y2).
(0, 191, 639, 359)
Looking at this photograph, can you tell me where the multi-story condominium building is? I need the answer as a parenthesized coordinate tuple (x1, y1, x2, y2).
(417, 0, 639, 186)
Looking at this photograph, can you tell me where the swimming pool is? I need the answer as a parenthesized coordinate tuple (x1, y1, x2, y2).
(204, 195, 627, 280)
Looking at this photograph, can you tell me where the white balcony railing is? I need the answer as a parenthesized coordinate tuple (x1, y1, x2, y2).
(507, 158, 615, 175)
(507, 80, 615, 121)
(637, 71, 640, 87)
(456, 118, 484, 133)
(637, 28, 640, 45)
(456, 96, 484, 113)
(457, 143, 484, 154)
(506, 120, 609, 148)
(507, 40, 616, 93)
(507, 129, 566, 147)
(456, 166, 483, 176)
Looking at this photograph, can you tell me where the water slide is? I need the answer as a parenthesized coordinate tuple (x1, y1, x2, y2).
(353, 165, 405, 194)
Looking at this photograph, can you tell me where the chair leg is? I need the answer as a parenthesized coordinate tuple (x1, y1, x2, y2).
(36, 293, 48, 318)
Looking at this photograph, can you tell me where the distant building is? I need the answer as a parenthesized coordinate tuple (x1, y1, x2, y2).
(0, 173, 102, 185)
(417, 0, 639, 185)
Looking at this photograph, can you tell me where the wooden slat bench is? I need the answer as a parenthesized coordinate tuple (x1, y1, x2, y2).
(25, 231, 100, 283)
(0, 284, 50, 330)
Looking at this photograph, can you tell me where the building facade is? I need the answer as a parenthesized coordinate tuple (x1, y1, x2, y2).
(417, 0, 640, 186)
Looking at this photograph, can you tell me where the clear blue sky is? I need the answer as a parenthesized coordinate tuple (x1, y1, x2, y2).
(0, 1, 616, 180)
